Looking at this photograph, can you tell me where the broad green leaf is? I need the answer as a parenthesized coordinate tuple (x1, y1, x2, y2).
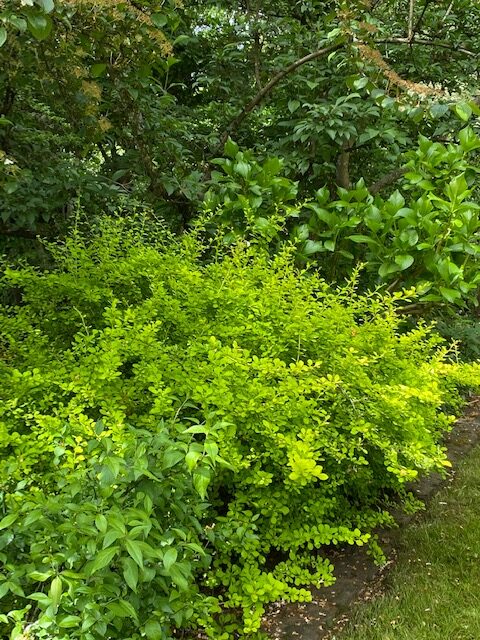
(151, 12, 168, 28)
(27, 592, 52, 606)
(453, 102, 472, 122)
(58, 615, 82, 628)
(224, 138, 239, 158)
(303, 240, 324, 255)
(163, 548, 178, 571)
(86, 547, 119, 575)
(0, 513, 19, 530)
(378, 262, 400, 278)
(0, 582, 10, 599)
(107, 513, 126, 534)
(95, 514, 108, 533)
(233, 161, 250, 179)
(169, 565, 188, 590)
(107, 599, 138, 620)
(27, 14, 52, 40)
(394, 254, 414, 270)
(125, 538, 143, 568)
(353, 76, 368, 90)
(173, 35, 190, 46)
(38, 0, 55, 12)
(163, 448, 184, 469)
(49, 577, 62, 612)
(458, 127, 480, 152)
(193, 470, 210, 499)
(123, 557, 139, 591)
(91, 63, 107, 78)
(185, 450, 201, 471)
(439, 287, 462, 303)
(288, 100, 300, 113)
(103, 529, 122, 549)
(430, 103, 449, 119)
(348, 235, 379, 246)
(28, 570, 53, 582)
(0, 27, 6, 47)
(144, 620, 163, 639)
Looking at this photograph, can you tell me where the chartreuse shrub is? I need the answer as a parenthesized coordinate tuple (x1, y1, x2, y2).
(0, 222, 479, 639)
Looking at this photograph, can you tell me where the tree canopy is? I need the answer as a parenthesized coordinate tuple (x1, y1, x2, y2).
(1, 0, 479, 232)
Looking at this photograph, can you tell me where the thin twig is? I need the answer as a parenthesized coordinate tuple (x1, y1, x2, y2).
(442, 0, 454, 23)
(376, 37, 476, 57)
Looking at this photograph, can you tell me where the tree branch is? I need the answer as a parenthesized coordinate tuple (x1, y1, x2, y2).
(336, 140, 353, 189)
(413, 0, 433, 37)
(442, 0, 454, 23)
(408, 0, 415, 41)
(376, 37, 476, 57)
(368, 167, 407, 194)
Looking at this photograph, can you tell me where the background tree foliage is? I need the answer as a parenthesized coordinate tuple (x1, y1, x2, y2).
(1, 0, 479, 233)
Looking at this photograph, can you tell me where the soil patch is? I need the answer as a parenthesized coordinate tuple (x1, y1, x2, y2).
(262, 395, 480, 640)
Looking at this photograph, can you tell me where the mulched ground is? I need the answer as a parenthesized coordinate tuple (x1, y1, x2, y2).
(262, 395, 480, 640)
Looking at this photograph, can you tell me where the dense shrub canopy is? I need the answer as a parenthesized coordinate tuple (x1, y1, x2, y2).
(1, 223, 478, 638)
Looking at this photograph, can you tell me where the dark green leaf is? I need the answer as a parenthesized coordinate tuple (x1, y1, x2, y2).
(86, 547, 119, 575)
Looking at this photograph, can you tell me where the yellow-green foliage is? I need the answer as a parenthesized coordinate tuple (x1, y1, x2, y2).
(0, 221, 478, 638)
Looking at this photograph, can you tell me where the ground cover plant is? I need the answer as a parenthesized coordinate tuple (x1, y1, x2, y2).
(331, 433, 480, 640)
(1, 222, 479, 639)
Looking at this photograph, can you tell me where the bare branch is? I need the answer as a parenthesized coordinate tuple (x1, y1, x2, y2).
(376, 37, 476, 57)
(408, 0, 415, 41)
(368, 167, 407, 194)
(442, 0, 454, 23)
(413, 0, 433, 38)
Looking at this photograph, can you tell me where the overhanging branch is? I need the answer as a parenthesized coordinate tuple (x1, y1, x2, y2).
(376, 37, 476, 57)
(214, 41, 344, 153)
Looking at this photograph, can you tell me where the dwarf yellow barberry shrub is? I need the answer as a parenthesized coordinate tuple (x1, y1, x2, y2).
(0, 220, 478, 638)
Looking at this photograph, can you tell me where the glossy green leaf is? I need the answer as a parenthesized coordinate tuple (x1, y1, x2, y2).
(86, 547, 119, 575)
(0, 513, 19, 530)
(144, 620, 163, 639)
(394, 254, 414, 270)
(125, 538, 143, 568)
(123, 557, 139, 591)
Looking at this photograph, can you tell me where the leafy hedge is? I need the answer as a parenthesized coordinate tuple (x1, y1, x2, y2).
(0, 223, 478, 638)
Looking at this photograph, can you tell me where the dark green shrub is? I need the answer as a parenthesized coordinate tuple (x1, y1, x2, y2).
(1, 221, 479, 638)
(204, 129, 480, 308)
(435, 314, 480, 362)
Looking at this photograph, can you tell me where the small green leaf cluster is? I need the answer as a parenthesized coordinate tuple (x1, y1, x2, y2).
(0, 423, 221, 639)
(0, 222, 478, 637)
(203, 139, 300, 244)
